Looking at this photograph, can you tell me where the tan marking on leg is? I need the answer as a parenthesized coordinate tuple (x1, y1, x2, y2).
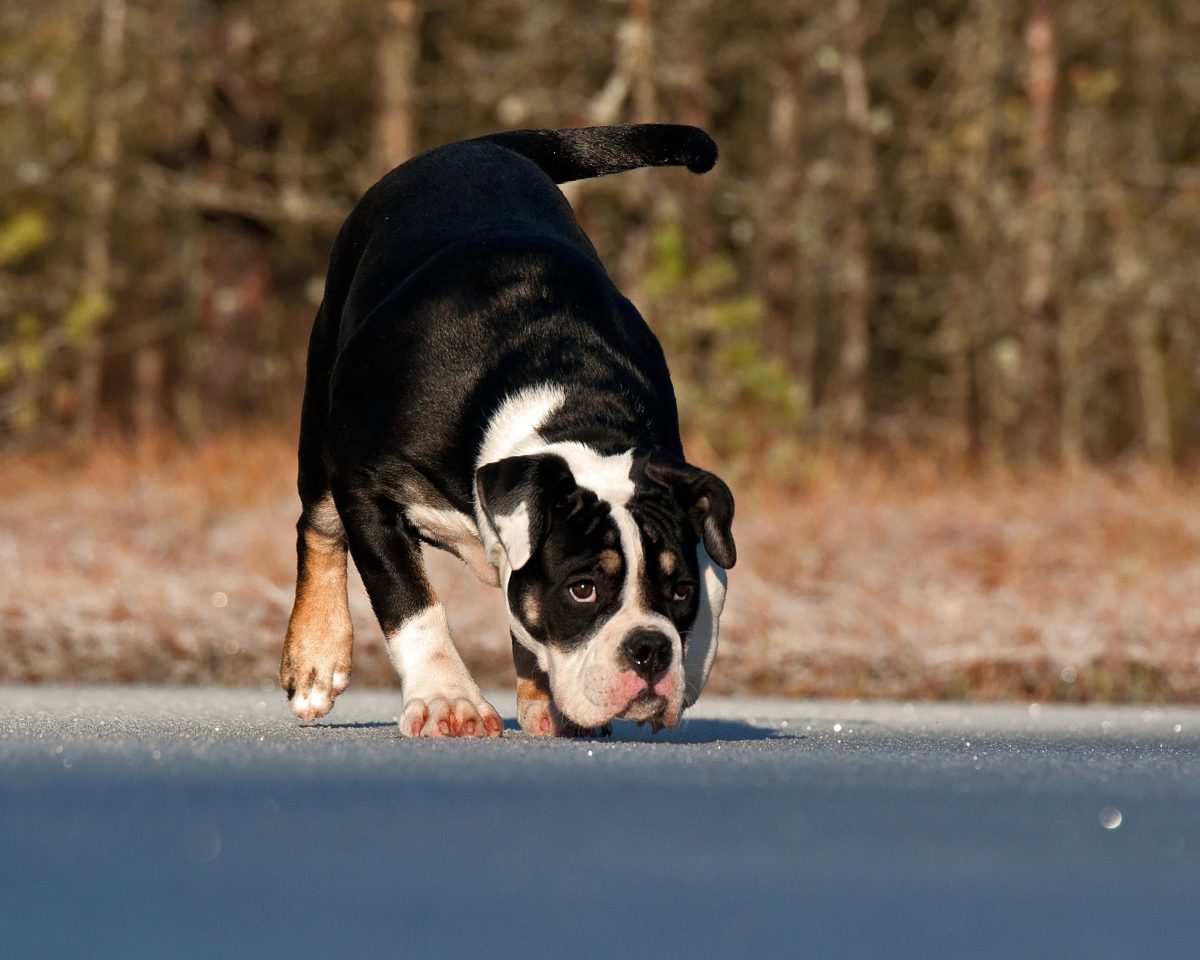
(280, 522, 353, 721)
(516, 675, 554, 737)
(658, 550, 677, 576)
(513, 640, 554, 736)
(309, 492, 344, 539)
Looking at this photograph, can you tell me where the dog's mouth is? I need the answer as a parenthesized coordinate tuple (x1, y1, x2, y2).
(549, 662, 683, 731)
(618, 690, 667, 723)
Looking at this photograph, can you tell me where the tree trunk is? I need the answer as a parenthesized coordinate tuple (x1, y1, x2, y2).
(73, 0, 127, 449)
(375, 0, 421, 180)
(677, 0, 718, 261)
(830, 0, 874, 442)
(762, 57, 801, 376)
(1130, 308, 1172, 464)
(950, 2, 1008, 468)
(1056, 133, 1094, 472)
(174, 205, 206, 440)
(628, 0, 657, 124)
(132, 346, 164, 458)
(1125, 2, 1173, 465)
(1021, 0, 1061, 463)
(615, 0, 658, 303)
(173, 0, 209, 442)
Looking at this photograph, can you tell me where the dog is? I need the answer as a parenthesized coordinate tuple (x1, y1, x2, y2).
(279, 124, 735, 738)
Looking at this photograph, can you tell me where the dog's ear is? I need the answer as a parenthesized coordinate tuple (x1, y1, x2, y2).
(475, 454, 576, 571)
(683, 543, 728, 708)
(644, 453, 736, 569)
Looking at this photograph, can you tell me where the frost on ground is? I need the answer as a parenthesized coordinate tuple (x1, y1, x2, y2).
(2, 434, 1198, 702)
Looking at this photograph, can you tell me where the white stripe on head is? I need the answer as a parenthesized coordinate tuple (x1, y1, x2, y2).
(475, 384, 567, 469)
(610, 500, 648, 610)
(474, 383, 635, 501)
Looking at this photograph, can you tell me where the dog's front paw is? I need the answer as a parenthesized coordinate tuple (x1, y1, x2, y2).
(283, 665, 350, 722)
(517, 685, 611, 738)
(399, 693, 504, 739)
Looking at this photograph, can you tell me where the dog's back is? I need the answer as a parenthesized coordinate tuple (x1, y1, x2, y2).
(324, 125, 717, 340)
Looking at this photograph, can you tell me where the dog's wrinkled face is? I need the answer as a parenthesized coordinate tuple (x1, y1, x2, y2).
(476, 448, 734, 729)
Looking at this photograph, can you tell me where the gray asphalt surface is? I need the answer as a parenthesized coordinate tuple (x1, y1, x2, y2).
(1, 685, 1197, 959)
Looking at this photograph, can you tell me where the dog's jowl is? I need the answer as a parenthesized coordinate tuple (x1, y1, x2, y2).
(280, 124, 736, 737)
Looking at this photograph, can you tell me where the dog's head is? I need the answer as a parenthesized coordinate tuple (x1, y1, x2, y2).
(476, 447, 734, 730)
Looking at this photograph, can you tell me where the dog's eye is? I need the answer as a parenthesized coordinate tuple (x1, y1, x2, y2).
(673, 583, 695, 602)
(568, 579, 597, 603)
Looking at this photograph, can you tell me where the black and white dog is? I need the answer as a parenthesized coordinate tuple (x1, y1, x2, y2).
(280, 124, 735, 737)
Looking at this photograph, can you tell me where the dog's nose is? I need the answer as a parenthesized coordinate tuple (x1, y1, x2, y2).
(622, 630, 672, 681)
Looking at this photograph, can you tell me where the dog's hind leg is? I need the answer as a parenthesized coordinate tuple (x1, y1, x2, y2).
(281, 302, 355, 720)
(334, 481, 503, 739)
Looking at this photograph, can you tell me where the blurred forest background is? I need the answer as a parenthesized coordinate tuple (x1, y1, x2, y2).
(2, 0, 1199, 702)
(3, 0, 1200, 470)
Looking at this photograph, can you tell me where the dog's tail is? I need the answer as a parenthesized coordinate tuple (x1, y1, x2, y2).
(471, 124, 717, 184)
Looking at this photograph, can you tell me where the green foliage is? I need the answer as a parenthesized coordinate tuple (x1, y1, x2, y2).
(644, 223, 803, 462)
(0, 314, 46, 432)
(0, 211, 51, 266)
(13, 313, 45, 374)
(63, 291, 112, 345)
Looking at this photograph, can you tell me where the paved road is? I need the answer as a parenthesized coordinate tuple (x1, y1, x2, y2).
(1, 686, 1197, 959)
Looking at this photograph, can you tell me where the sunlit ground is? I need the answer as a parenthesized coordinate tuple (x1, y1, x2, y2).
(2, 431, 1198, 703)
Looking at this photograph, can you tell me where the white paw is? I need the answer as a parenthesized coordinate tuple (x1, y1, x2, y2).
(287, 669, 350, 722)
(398, 694, 503, 739)
(290, 687, 330, 722)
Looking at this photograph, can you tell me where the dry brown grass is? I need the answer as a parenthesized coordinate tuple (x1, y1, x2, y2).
(2, 433, 1198, 703)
